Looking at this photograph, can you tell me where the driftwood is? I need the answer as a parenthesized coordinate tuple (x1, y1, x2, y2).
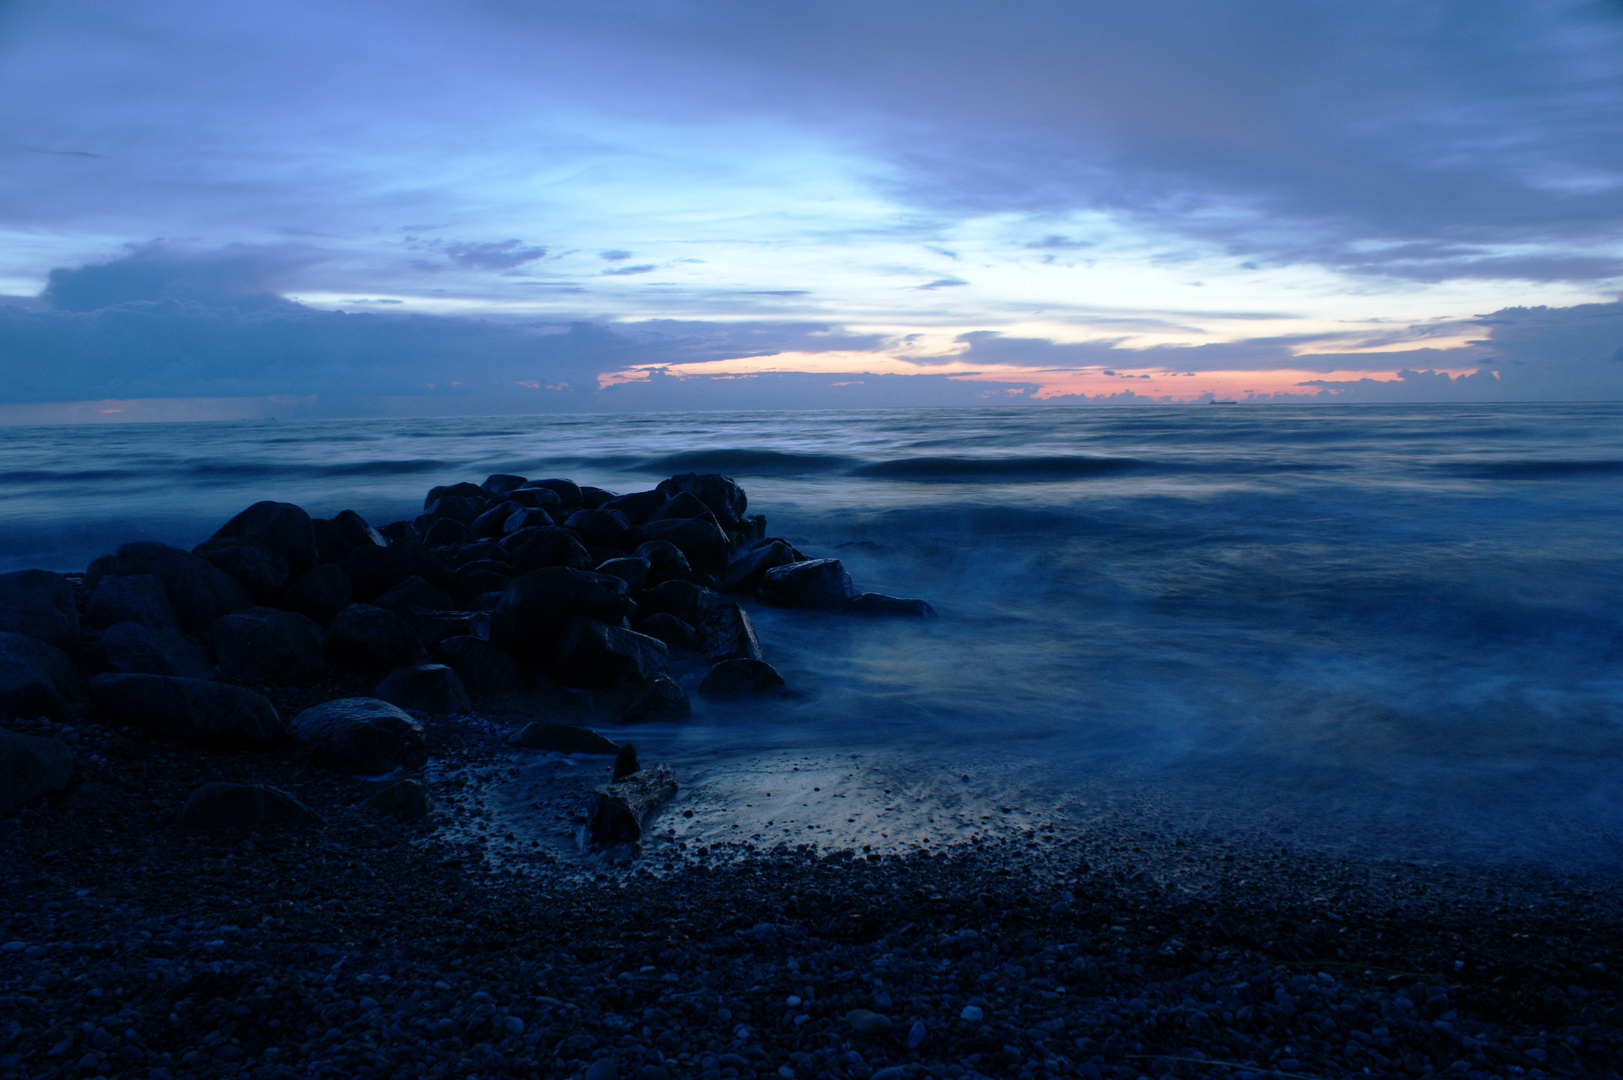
(587, 763, 677, 848)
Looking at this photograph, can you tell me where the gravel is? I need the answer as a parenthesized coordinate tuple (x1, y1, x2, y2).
(3, 699, 1621, 1080)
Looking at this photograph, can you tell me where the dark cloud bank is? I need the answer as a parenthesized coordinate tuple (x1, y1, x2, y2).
(2, 246, 1621, 416)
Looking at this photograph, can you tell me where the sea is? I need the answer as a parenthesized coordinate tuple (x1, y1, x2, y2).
(3, 403, 1621, 872)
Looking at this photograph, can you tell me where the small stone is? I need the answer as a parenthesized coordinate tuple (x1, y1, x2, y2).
(584, 1059, 617, 1080)
(0, 940, 24, 953)
(845, 1009, 893, 1035)
(960, 1005, 984, 1022)
(906, 1020, 926, 1048)
(502, 1015, 524, 1035)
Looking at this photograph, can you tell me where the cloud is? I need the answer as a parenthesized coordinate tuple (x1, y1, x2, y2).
(599, 250, 633, 261)
(601, 264, 656, 276)
(438, 240, 547, 271)
(918, 277, 968, 290)
(41, 241, 319, 311)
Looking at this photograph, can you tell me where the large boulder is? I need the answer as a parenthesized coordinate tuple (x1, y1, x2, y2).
(332, 509, 388, 552)
(602, 488, 667, 524)
(211, 608, 326, 684)
(655, 473, 747, 529)
(637, 517, 731, 573)
(594, 556, 649, 591)
(759, 559, 858, 609)
(212, 501, 319, 578)
(102, 542, 254, 636)
(96, 622, 213, 680)
(845, 593, 937, 617)
(640, 580, 728, 627)
(721, 540, 800, 593)
(436, 635, 523, 698)
(86, 574, 178, 631)
(288, 698, 427, 775)
(637, 613, 694, 651)
(285, 564, 353, 626)
(522, 478, 583, 509)
(508, 721, 619, 754)
(693, 604, 764, 662)
(0, 727, 75, 813)
(327, 604, 426, 668)
(374, 664, 471, 714)
(88, 674, 282, 744)
(341, 540, 454, 603)
(563, 508, 637, 551)
(698, 658, 787, 697)
(554, 617, 669, 690)
(489, 567, 635, 662)
(192, 537, 290, 604)
(0, 632, 81, 720)
(481, 473, 528, 496)
(424, 481, 485, 508)
(601, 674, 692, 724)
(0, 570, 80, 652)
(374, 575, 455, 618)
(633, 540, 694, 584)
(180, 782, 323, 831)
(510, 527, 594, 575)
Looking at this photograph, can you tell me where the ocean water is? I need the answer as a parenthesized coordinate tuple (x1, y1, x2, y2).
(4, 403, 1622, 870)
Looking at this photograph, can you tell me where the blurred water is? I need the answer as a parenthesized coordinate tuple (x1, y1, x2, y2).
(4, 403, 1621, 869)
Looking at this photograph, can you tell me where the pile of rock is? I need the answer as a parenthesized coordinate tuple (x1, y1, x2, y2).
(0, 470, 931, 823)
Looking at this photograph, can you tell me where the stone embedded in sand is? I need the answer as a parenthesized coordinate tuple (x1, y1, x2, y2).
(211, 500, 319, 578)
(508, 721, 620, 755)
(192, 537, 290, 604)
(212, 607, 326, 684)
(89, 673, 282, 744)
(845, 1009, 894, 1035)
(97, 621, 213, 680)
(359, 778, 432, 820)
(374, 663, 471, 715)
(844, 593, 937, 617)
(327, 603, 427, 668)
(100, 541, 253, 636)
(0, 727, 74, 813)
(554, 617, 669, 690)
(587, 761, 677, 848)
(0, 570, 81, 652)
(760, 558, 858, 609)
(286, 564, 353, 626)
(698, 658, 787, 697)
(180, 781, 323, 831)
(0, 632, 82, 720)
(693, 603, 763, 662)
(288, 697, 426, 775)
(86, 573, 178, 631)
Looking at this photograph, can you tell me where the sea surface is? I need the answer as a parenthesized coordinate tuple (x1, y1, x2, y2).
(4, 404, 1622, 871)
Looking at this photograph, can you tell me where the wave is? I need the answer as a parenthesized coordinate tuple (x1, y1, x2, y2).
(1436, 459, 1623, 480)
(850, 455, 1143, 481)
(184, 458, 449, 480)
(639, 449, 858, 474)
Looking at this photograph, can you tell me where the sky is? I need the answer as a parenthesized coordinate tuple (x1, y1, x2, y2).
(1, 0, 1622, 419)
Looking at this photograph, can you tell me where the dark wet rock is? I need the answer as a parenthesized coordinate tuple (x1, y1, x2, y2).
(466, 590, 504, 612)
(452, 543, 508, 567)
(333, 508, 388, 552)
(587, 762, 677, 848)
(180, 782, 323, 831)
(564, 507, 637, 550)
(374, 575, 456, 618)
(0, 727, 74, 813)
(693, 603, 764, 662)
(470, 500, 519, 538)
(409, 609, 487, 648)
(594, 556, 649, 590)
(647, 490, 719, 526)
(211, 607, 326, 684)
(760, 558, 858, 609)
(423, 517, 473, 547)
(507, 486, 562, 510)
(602, 488, 668, 524)
(580, 485, 615, 509)
(640, 579, 727, 627)
(0, 632, 82, 720)
(611, 742, 639, 779)
(554, 617, 669, 690)
(424, 481, 485, 508)
(288, 697, 427, 774)
(97, 621, 213, 680)
(102, 541, 254, 636)
(88, 673, 282, 744)
(285, 563, 353, 626)
(522, 477, 583, 508)
(358, 778, 432, 820)
(637, 613, 694, 651)
(604, 674, 692, 723)
(501, 507, 555, 535)
(310, 517, 350, 565)
(638, 517, 731, 573)
(436, 635, 523, 698)
(327, 604, 428, 668)
(0, 570, 81, 652)
(377, 520, 415, 543)
(655, 472, 747, 529)
(508, 721, 619, 754)
(212, 500, 319, 578)
(86, 573, 179, 631)
(374, 663, 471, 714)
(698, 658, 787, 696)
(342, 539, 454, 602)
(490, 567, 635, 662)
(845, 592, 937, 617)
(454, 567, 513, 607)
(481, 473, 528, 495)
(192, 537, 290, 604)
(721, 539, 800, 593)
(510, 527, 594, 574)
(633, 539, 695, 584)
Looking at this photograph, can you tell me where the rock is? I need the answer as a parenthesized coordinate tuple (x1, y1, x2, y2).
(85, 574, 178, 631)
(587, 762, 677, 848)
(423, 517, 472, 547)
(906, 1020, 927, 1049)
(698, 658, 787, 697)
(721, 540, 800, 593)
(0, 632, 82, 720)
(845, 1009, 894, 1036)
(501, 508, 556, 536)
(311, 517, 350, 565)
(579, 486, 615, 509)
(509, 527, 594, 574)
(211, 607, 326, 684)
(327, 604, 427, 668)
(633, 540, 694, 584)
(522, 478, 583, 508)
(508, 721, 620, 755)
(564, 508, 637, 550)
(341, 540, 454, 603)
(647, 490, 719, 526)
(692, 603, 763, 662)
(760, 559, 858, 609)
(358, 779, 432, 820)
(424, 494, 481, 526)
(285, 564, 353, 626)
(845, 593, 936, 617)
(373, 664, 471, 714)
(97, 622, 213, 680)
(655, 472, 747, 529)
(0, 570, 80, 651)
(180, 782, 323, 831)
(489, 567, 635, 662)
(424, 481, 485, 508)
(101, 542, 253, 636)
(594, 556, 649, 590)
(288, 697, 427, 775)
(612, 743, 639, 780)
(0, 727, 75, 813)
(554, 617, 669, 690)
(507, 486, 561, 510)
(583, 1058, 618, 1080)
(605, 675, 692, 724)
(374, 575, 455, 618)
(602, 489, 668, 524)
(332, 509, 388, 552)
(191, 537, 290, 604)
(638, 518, 731, 574)
(88, 674, 282, 744)
(960, 1005, 984, 1022)
(637, 613, 694, 651)
(470, 501, 519, 538)
(640, 580, 728, 626)
(436, 635, 523, 698)
(481, 473, 527, 495)
(211, 500, 319, 577)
